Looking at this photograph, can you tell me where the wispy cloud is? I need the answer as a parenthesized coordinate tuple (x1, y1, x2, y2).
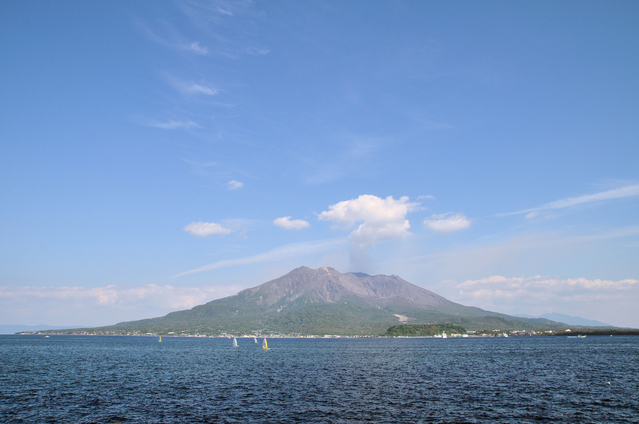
(136, 20, 210, 56)
(227, 180, 244, 190)
(386, 225, 639, 290)
(447, 225, 639, 261)
(173, 239, 346, 277)
(148, 120, 200, 130)
(303, 136, 384, 185)
(424, 213, 471, 233)
(183, 222, 233, 237)
(245, 46, 270, 56)
(179, 82, 218, 96)
(0, 284, 242, 309)
(500, 183, 639, 217)
(168, 76, 219, 95)
(182, 41, 209, 55)
(274, 216, 310, 230)
(178, 0, 249, 22)
(174, 0, 269, 59)
(0, 283, 244, 325)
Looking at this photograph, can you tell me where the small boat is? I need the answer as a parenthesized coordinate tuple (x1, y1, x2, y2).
(503, 333, 509, 338)
(254, 337, 257, 343)
(159, 336, 162, 342)
(262, 337, 268, 351)
(441, 332, 447, 339)
(578, 335, 587, 338)
(232, 337, 238, 347)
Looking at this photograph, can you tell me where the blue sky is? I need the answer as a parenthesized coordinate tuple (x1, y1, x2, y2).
(2, 0, 638, 328)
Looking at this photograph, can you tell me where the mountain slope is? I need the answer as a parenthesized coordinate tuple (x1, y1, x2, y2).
(515, 313, 612, 327)
(96, 267, 566, 335)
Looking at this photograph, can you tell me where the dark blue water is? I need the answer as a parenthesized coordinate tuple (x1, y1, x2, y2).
(1, 335, 637, 423)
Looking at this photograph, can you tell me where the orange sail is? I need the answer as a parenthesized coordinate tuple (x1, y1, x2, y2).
(262, 337, 268, 351)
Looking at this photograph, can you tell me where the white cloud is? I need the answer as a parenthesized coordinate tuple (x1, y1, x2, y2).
(273, 216, 310, 230)
(174, 238, 346, 277)
(319, 195, 419, 248)
(424, 213, 471, 233)
(227, 180, 244, 190)
(149, 120, 200, 130)
(450, 275, 639, 326)
(183, 222, 232, 237)
(502, 183, 639, 216)
(458, 275, 638, 295)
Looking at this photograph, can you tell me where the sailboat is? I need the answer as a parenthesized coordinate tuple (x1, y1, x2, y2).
(232, 337, 238, 348)
(159, 336, 162, 342)
(262, 337, 268, 351)
(254, 337, 257, 343)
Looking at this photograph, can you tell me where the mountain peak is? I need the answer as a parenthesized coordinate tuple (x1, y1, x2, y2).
(248, 266, 456, 310)
(292, 265, 340, 275)
(98, 266, 571, 335)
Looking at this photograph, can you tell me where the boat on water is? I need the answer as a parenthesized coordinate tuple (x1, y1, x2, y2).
(503, 333, 509, 338)
(254, 337, 257, 343)
(441, 332, 447, 339)
(159, 336, 162, 342)
(262, 337, 268, 351)
(578, 335, 587, 338)
(232, 337, 238, 347)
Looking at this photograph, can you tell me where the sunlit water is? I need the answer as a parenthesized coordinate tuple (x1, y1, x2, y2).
(1, 335, 638, 423)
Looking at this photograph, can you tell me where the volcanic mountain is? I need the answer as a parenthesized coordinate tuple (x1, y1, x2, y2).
(103, 266, 563, 335)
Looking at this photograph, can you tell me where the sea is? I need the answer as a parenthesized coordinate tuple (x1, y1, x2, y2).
(1, 335, 637, 423)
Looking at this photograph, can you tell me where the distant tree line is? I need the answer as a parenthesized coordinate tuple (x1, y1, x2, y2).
(384, 323, 466, 337)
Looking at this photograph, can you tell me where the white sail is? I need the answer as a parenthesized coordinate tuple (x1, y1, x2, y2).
(232, 337, 238, 347)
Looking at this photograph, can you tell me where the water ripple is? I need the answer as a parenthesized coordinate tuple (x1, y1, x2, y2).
(1, 336, 638, 423)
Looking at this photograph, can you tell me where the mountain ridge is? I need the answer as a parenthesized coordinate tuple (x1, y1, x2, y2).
(56, 267, 569, 335)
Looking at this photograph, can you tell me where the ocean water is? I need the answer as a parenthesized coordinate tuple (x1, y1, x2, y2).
(1, 335, 638, 423)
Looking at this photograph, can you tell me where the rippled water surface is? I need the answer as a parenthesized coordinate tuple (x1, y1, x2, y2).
(1, 335, 638, 423)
